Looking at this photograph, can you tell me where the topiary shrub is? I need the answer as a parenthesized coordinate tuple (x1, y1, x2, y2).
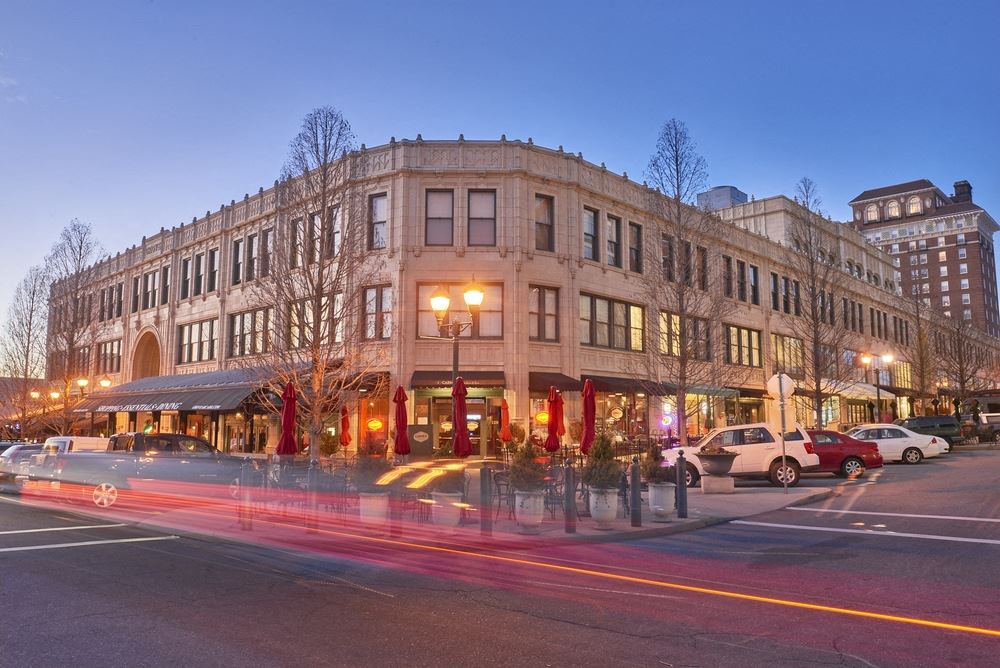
(582, 433, 621, 490)
(509, 442, 547, 492)
(640, 442, 675, 484)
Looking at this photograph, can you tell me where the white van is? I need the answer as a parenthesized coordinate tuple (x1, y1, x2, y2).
(30, 436, 110, 480)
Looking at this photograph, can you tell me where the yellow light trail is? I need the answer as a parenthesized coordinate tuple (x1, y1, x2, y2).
(263, 519, 1000, 639)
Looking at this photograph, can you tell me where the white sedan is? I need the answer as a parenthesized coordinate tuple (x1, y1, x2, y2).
(846, 424, 944, 464)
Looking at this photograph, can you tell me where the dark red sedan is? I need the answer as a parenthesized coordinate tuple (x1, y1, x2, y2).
(806, 430, 884, 478)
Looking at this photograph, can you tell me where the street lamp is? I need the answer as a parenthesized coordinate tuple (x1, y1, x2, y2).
(861, 353, 893, 422)
(429, 281, 485, 383)
(98, 375, 112, 390)
(49, 391, 61, 401)
(76, 377, 89, 397)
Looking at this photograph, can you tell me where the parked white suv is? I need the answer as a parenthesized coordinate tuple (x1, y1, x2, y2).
(662, 423, 820, 487)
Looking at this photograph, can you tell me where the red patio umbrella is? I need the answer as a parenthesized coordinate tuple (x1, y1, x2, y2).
(339, 404, 352, 448)
(452, 377, 473, 458)
(543, 386, 562, 453)
(392, 386, 410, 456)
(499, 399, 513, 442)
(276, 382, 299, 456)
(580, 378, 596, 455)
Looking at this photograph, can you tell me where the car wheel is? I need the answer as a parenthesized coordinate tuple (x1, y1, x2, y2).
(685, 464, 701, 488)
(90, 481, 120, 509)
(228, 477, 241, 500)
(769, 460, 801, 487)
(840, 457, 866, 479)
(902, 447, 923, 464)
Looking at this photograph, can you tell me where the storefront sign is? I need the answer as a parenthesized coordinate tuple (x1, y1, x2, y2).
(95, 402, 183, 413)
(610, 407, 624, 420)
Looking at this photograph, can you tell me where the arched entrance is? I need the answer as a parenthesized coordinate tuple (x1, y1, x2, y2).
(132, 331, 161, 380)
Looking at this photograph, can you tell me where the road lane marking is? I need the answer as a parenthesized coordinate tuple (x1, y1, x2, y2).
(0, 536, 179, 553)
(732, 520, 1000, 545)
(0, 524, 126, 535)
(789, 507, 1000, 523)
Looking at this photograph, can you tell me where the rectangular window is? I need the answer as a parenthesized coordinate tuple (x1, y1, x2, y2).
(941, 281, 950, 292)
(722, 256, 733, 298)
(364, 286, 393, 340)
(578, 293, 644, 351)
(957, 233, 966, 245)
(960, 278, 969, 290)
(659, 312, 710, 360)
(369, 194, 387, 250)
(959, 263, 968, 274)
(958, 247, 967, 260)
(770, 333, 804, 378)
(771, 272, 780, 310)
(142, 270, 159, 310)
(748, 265, 759, 305)
(228, 307, 273, 357)
(736, 260, 748, 301)
(246, 234, 258, 281)
(193, 254, 204, 296)
(115, 283, 123, 317)
(231, 239, 244, 285)
(529, 286, 559, 342)
(725, 325, 762, 367)
(582, 208, 599, 261)
(697, 246, 708, 290)
(662, 234, 675, 281)
(793, 280, 801, 316)
(940, 266, 948, 277)
(260, 229, 272, 276)
(534, 195, 554, 252)
(323, 209, 340, 259)
(180, 259, 191, 299)
(869, 307, 876, 336)
(425, 190, 454, 246)
(606, 215, 621, 267)
(207, 248, 218, 292)
(177, 319, 217, 364)
(96, 340, 122, 374)
(782, 276, 790, 313)
(468, 190, 496, 246)
(131, 276, 140, 313)
(159, 267, 169, 306)
(288, 298, 330, 349)
(628, 222, 642, 273)
(291, 218, 305, 268)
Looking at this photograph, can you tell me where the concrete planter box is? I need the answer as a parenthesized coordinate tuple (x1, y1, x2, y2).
(648, 483, 674, 521)
(515, 490, 545, 534)
(588, 488, 619, 529)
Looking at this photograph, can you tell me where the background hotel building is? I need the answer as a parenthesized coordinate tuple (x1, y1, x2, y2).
(46, 138, 992, 456)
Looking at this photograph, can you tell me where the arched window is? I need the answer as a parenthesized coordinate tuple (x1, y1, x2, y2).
(865, 204, 879, 222)
(886, 200, 900, 219)
(907, 196, 922, 215)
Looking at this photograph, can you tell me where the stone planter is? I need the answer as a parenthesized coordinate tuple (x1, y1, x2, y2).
(697, 452, 738, 476)
(514, 490, 545, 534)
(431, 491, 463, 527)
(358, 491, 390, 526)
(647, 482, 674, 521)
(588, 487, 619, 529)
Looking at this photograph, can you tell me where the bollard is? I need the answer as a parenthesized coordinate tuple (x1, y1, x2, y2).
(630, 455, 642, 527)
(240, 456, 253, 531)
(306, 459, 319, 534)
(480, 465, 492, 537)
(564, 460, 577, 534)
(389, 479, 403, 538)
(675, 450, 688, 519)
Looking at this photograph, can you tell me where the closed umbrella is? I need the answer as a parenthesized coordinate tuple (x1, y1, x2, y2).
(499, 399, 513, 442)
(543, 386, 562, 453)
(276, 382, 298, 457)
(452, 377, 472, 458)
(340, 405, 352, 448)
(392, 386, 410, 457)
(580, 379, 596, 455)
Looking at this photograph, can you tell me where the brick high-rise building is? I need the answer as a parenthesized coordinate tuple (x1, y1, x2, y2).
(850, 179, 1000, 337)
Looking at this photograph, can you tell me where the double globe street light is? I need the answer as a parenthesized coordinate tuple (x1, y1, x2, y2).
(428, 281, 485, 383)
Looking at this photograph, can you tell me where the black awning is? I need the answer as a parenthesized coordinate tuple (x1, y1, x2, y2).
(581, 375, 674, 396)
(73, 386, 257, 413)
(730, 387, 769, 399)
(410, 370, 505, 389)
(528, 372, 580, 392)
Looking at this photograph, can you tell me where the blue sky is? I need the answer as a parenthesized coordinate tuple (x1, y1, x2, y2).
(1, 0, 998, 316)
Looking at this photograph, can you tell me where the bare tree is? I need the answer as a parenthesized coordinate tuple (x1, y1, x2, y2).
(0, 265, 50, 439)
(781, 177, 859, 427)
(901, 289, 938, 416)
(246, 106, 388, 461)
(637, 119, 754, 444)
(938, 315, 990, 404)
(46, 219, 103, 434)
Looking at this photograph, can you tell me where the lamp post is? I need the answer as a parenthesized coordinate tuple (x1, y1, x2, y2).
(429, 282, 485, 383)
(98, 375, 112, 390)
(861, 353, 893, 422)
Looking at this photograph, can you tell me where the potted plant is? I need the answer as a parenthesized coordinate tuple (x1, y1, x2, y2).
(353, 442, 392, 526)
(582, 434, 621, 529)
(509, 442, 547, 534)
(430, 467, 465, 527)
(696, 441, 739, 476)
(640, 443, 675, 521)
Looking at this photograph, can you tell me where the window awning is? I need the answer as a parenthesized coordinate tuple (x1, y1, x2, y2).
(825, 380, 895, 402)
(528, 372, 580, 392)
(410, 370, 505, 389)
(581, 375, 675, 396)
(72, 367, 264, 414)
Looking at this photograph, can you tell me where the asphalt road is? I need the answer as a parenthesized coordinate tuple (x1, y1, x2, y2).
(1, 451, 998, 667)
